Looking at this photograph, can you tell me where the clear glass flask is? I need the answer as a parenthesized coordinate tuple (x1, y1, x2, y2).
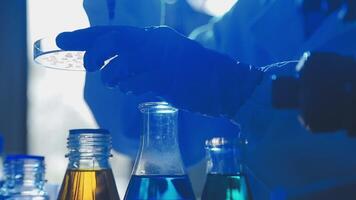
(57, 129, 120, 200)
(0, 155, 49, 200)
(124, 102, 195, 200)
(201, 137, 253, 200)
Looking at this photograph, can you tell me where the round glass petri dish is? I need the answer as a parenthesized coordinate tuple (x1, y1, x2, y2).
(33, 36, 85, 71)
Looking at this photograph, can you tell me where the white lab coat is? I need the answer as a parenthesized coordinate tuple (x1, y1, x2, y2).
(83, 0, 356, 198)
(83, 0, 240, 168)
(192, 0, 356, 198)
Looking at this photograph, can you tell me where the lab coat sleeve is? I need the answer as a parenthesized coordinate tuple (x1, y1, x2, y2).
(192, 0, 356, 198)
(190, 0, 307, 141)
(190, 0, 275, 66)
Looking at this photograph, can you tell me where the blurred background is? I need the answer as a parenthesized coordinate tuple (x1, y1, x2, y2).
(1, 0, 356, 199)
(0, 0, 236, 198)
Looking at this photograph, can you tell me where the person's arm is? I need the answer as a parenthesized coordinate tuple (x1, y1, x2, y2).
(56, 25, 263, 119)
(272, 52, 356, 135)
(190, 0, 271, 63)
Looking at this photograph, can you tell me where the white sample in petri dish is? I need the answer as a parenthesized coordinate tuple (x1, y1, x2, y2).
(33, 36, 85, 71)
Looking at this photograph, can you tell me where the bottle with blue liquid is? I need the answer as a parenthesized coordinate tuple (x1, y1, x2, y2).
(202, 137, 253, 200)
(0, 155, 49, 200)
(124, 102, 195, 200)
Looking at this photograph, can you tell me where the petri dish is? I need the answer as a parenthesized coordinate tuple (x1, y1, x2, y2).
(34, 36, 85, 71)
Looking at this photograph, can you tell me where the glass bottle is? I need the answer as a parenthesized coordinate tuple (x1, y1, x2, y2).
(201, 137, 253, 200)
(0, 155, 49, 200)
(57, 129, 120, 200)
(124, 102, 195, 200)
(0, 135, 4, 187)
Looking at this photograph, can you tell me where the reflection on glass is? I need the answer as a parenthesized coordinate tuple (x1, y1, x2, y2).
(202, 137, 253, 200)
(33, 36, 85, 71)
(124, 102, 195, 200)
(57, 129, 120, 200)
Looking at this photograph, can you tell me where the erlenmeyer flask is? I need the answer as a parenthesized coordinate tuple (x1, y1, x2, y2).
(57, 129, 120, 200)
(202, 137, 253, 200)
(124, 102, 195, 200)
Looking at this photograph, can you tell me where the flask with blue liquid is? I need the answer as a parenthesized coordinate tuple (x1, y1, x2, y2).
(202, 137, 253, 200)
(0, 155, 49, 200)
(124, 102, 195, 200)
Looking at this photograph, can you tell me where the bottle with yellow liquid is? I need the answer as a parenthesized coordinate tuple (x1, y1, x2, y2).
(57, 129, 120, 200)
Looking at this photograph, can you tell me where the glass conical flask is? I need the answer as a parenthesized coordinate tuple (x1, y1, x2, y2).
(202, 137, 253, 200)
(124, 102, 195, 200)
(57, 129, 120, 200)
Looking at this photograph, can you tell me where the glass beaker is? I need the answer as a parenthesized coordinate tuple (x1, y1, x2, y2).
(0, 155, 49, 200)
(124, 102, 195, 200)
(57, 129, 120, 200)
(201, 137, 253, 200)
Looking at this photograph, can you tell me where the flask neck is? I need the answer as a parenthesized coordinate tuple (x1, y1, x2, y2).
(66, 129, 112, 170)
(1, 155, 47, 197)
(141, 104, 179, 151)
(133, 102, 186, 176)
(206, 138, 244, 175)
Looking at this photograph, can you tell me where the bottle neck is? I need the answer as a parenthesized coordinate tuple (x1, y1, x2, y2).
(1, 155, 46, 194)
(67, 129, 112, 170)
(133, 102, 186, 176)
(206, 138, 244, 175)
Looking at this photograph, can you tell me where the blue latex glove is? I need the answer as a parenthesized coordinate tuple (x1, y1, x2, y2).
(56, 25, 263, 119)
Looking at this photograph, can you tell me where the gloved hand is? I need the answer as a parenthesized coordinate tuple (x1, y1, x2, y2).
(272, 52, 356, 134)
(56, 25, 263, 118)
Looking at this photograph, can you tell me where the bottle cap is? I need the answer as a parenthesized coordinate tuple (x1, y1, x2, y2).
(69, 128, 110, 135)
(6, 154, 44, 161)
